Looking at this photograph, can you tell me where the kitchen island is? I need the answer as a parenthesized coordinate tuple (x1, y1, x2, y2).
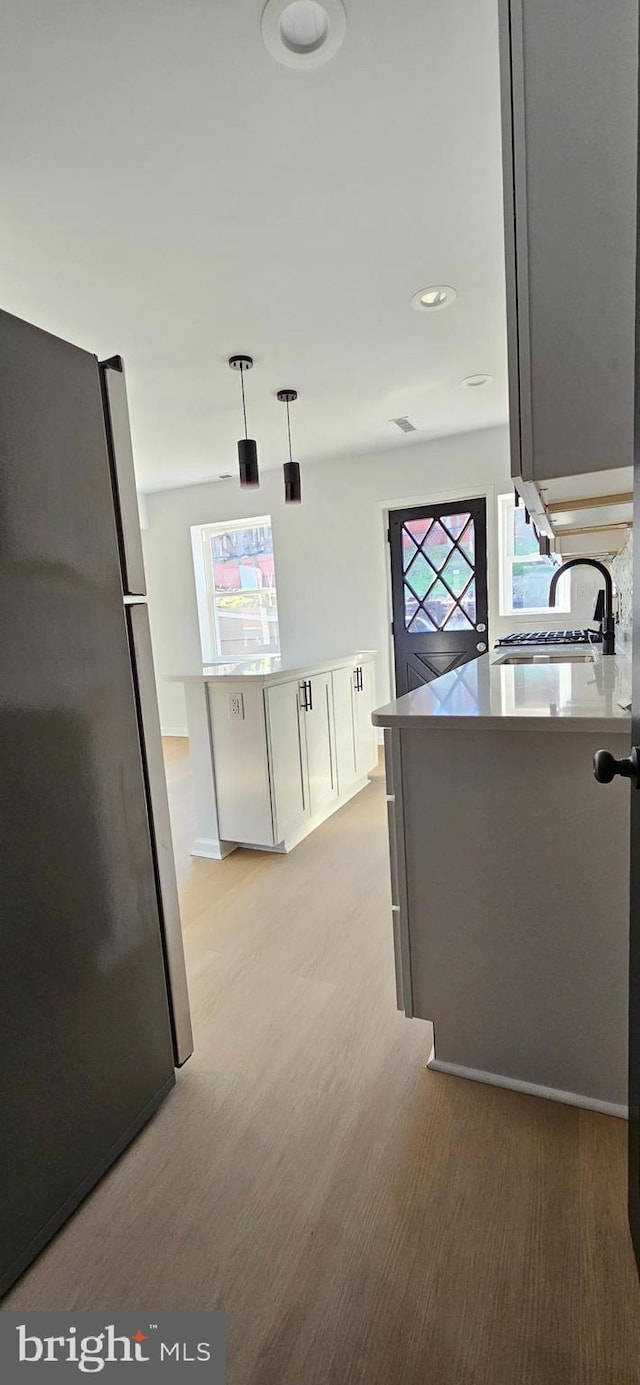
(174, 653, 377, 858)
(373, 648, 631, 1116)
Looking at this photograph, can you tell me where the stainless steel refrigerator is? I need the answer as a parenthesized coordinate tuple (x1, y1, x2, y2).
(0, 308, 193, 1298)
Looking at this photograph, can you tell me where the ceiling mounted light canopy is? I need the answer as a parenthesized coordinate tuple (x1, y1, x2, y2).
(460, 373, 493, 388)
(410, 285, 457, 312)
(229, 355, 259, 488)
(277, 389, 302, 504)
(262, 0, 346, 69)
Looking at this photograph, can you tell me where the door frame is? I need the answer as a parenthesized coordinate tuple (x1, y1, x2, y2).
(380, 485, 495, 700)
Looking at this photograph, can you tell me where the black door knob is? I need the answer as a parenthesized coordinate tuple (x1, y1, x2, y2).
(594, 747, 640, 787)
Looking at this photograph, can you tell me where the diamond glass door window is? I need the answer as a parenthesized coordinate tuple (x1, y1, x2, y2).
(402, 513, 476, 632)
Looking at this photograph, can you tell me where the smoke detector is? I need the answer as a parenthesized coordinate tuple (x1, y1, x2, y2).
(262, 0, 347, 69)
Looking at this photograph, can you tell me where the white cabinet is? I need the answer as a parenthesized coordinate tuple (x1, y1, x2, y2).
(353, 660, 378, 777)
(204, 656, 376, 855)
(266, 679, 309, 844)
(331, 665, 359, 795)
(302, 673, 338, 816)
(331, 662, 378, 794)
(267, 673, 339, 842)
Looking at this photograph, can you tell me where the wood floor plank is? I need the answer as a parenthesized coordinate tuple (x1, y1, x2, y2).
(5, 737, 640, 1383)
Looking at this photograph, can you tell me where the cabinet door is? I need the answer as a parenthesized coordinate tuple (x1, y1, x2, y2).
(331, 666, 359, 796)
(302, 673, 338, 816)
(266, 681, 309, 844)
(499, 0, 637, 480)
(354, 662, 378, 778)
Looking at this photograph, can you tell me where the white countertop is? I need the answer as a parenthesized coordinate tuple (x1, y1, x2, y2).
(372, 646, 632, 733)
(169, 651, 375, 686)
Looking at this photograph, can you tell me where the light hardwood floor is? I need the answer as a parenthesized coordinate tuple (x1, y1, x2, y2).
(6, 737, 640, 1382)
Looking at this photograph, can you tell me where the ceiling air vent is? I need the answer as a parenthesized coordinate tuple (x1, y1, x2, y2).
(389, 416, 417, 433)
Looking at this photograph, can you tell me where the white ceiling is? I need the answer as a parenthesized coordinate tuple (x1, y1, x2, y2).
(0, 0, 508, 493)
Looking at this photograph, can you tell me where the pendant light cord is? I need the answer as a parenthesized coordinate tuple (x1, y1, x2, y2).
(240, 366, 248, 439)
(286, 398, 293, 462)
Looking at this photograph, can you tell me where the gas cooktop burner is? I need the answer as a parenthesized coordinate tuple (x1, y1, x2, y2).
(495, 629, 603, 647)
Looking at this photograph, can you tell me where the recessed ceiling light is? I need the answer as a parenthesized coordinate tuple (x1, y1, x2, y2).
(262, 0, 346, 68)
(411, 285, 457, 312)
(460, 374, 493, 388)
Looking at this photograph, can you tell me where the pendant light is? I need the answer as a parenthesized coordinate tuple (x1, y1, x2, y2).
(277, 388, 302, 504)
(229, 355, 259, 487)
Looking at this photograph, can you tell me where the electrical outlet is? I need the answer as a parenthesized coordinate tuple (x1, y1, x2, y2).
(228, 692, 244, 721)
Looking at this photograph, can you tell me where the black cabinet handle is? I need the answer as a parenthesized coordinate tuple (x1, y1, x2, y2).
(594, 747, 640, 787)
(299, 680, 308, 711)
(307, 679, 313, 711)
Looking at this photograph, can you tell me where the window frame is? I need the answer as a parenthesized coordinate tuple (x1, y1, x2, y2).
(497, 493, 570, 617)
(190, 514, 280, 664)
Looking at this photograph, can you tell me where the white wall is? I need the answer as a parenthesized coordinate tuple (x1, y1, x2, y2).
(143, 424, 604, 734)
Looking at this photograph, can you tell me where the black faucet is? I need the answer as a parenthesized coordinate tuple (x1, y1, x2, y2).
(548, 558, 615, 655)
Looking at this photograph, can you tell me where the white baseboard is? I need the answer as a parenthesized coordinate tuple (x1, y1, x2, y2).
(161, 727, 188, 739)
(191, 776, 373, 859)
(190, 775, 373, 860)
(191, 837, 237, 860)
(426, 1046, 627, 1120)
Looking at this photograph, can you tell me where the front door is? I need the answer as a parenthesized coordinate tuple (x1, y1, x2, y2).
(389, 498, 489, 696)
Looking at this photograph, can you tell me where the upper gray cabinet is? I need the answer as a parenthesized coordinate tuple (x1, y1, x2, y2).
(499, 0, 638, 482)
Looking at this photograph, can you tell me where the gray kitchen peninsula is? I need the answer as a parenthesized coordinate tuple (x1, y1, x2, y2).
(373, 649, 631, 1116)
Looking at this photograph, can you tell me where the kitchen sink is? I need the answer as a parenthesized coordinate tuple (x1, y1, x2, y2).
(495, 651, 596, 665)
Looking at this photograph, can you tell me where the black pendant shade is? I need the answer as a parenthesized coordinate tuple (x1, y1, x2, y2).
(238, 438, 259, 488)
(229, 354, 260, 489)
(277, 388, 302, 504)
(283, 459, 302, 504)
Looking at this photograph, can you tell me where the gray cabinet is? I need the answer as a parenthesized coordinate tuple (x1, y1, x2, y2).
(499, 0, 637, 482)
(382, 720, 629, 1112)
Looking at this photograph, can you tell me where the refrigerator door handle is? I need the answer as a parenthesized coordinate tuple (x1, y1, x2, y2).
(126, 604, 194, 1065)
(100, 356, 147, 597)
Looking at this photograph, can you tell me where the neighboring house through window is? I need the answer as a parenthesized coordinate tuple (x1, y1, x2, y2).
(191, 515, 280, 662)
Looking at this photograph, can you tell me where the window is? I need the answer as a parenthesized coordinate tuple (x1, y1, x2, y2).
(191, 516, 280, 662)
(400, 512, 478, 632)
(498, 493, 569, 616)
